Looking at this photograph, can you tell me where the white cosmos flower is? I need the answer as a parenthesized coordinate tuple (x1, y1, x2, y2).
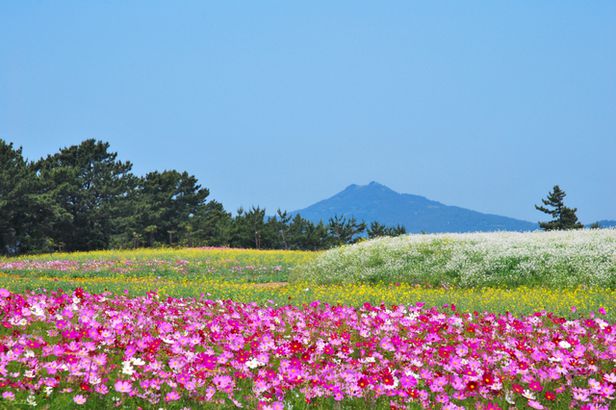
(121, 361, 135, 375)
(246, 358, 265, 369)
(505, 391, 515, 405)
(26, 394, 37, 407)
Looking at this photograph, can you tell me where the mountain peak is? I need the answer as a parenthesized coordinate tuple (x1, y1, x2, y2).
(339, 182, 398, 198)
(344, 181, 391, 191)
(367, 181, 390, 189)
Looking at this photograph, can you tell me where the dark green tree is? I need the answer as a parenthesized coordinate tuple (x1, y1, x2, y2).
(132, 170, 209, 246)
(303, 220, 331, 250)
(367, 221, 387, 238)
(0, 140, 59, 254)
(34, 139, 135, 251)
(185, 200, 232, 247)
(367, 221, 407, 238)
(274, 210, 291, 249)
(328, 215, 366, 245)
(535, 185, 583, 231)
(231, 206, 274, 249)
(388, 224, 407, 236)
(287, 214, 310, 249)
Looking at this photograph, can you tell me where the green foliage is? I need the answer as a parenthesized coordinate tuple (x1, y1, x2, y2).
(367, 221, 407, 238)
(130, 170, 209, 246)
(535, 185, 583, 231)
(184, 200, 232, 247)
(1, 138, 405, 254)
(34, 139, 136, 251)
(0, 140, 59, 255)
(328, 215, 366, 246)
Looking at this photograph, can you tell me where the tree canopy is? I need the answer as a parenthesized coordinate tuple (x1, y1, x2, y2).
(0, 138, 406, 255)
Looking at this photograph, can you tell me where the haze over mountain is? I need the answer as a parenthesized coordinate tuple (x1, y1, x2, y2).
(292, 182, 538, 233)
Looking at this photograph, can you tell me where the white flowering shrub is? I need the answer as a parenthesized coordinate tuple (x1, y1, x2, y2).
(294, 229, 616, 288)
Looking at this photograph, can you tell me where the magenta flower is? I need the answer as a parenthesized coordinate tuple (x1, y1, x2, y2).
(399, 375, 418, 389)
(165, 391, 180, 402)
(529, 380, 543, 392)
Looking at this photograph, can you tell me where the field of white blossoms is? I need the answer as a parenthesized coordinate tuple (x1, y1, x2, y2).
(299, 229, 616, 288)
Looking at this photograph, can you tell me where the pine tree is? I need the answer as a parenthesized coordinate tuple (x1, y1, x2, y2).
(35, 139, 136, 251)
(0, 140, 59, 254)
(328, 215, 366, 245)
(535, 185, 583, 231)
(367, 222, 406, 238)
(132, 170, 209, 246)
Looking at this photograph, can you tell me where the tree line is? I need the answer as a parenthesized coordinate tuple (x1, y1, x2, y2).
(0, 139, 405, 255)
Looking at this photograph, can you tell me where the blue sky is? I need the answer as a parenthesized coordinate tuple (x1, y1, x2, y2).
(1, 1, 615, 223)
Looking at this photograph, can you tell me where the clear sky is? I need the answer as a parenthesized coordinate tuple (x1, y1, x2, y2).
(1, 1, 615, 223)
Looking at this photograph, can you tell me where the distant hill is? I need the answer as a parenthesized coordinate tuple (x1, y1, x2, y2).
(291, 181, 538, 233)
(588, 220, 616, 228)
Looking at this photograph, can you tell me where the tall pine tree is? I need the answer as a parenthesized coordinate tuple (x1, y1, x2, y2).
(535, 185, 583, 230)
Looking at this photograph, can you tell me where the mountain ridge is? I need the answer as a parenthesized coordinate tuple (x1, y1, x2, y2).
(291, 181, 538, 233)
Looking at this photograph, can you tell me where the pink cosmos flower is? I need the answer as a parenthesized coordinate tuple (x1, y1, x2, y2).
(604, 372, 616, 383)
(2, 392, 15, 401)
(165, 391, 180, 402)
(213, 375, 234, 392)
(73, 395, 87, 405)
(399, 375, 418, 389)
(114, 380, 132, 394)
(573, 387, 590, 402)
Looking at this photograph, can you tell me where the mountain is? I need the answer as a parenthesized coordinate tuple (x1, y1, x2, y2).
(291, 182, 538, 233)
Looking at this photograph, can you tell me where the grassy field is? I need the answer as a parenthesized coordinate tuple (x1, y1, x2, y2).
(0, 247, 316, 283)
(0, 236, 614, 319)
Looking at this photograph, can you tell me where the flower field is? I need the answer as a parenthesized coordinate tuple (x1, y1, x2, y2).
(0, 248, 316, 284)
(0, 289, 614, 409)
(298, 229, 616, 288)
(0, 233, 615, 409)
